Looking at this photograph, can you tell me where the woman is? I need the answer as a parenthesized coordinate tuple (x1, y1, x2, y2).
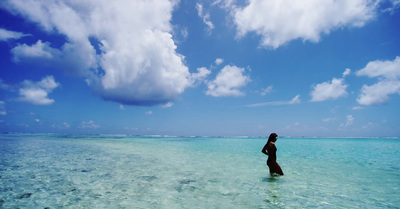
(262, 133, 284, 175)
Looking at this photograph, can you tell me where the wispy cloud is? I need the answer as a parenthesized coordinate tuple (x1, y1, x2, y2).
(0, 79, 10, 90)
(196, 3, 215, 33)
(63, 122, 70, 128)
(80, 120, 99, 129)
(246, 95, 300, 107)
(352, 106, 365, 110)
(339, 115, 354, 128)
(345, 115, 355, 127)
(181, 27, 189, 40)
(260, 85, 273, 96)
(160, 102, 174, 108)
(0, 101, 6, 115)
(322, 117, 336, 123)
(0, 28, 30, 41)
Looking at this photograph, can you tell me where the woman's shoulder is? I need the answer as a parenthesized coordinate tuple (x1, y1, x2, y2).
(267, 141, 275, 148)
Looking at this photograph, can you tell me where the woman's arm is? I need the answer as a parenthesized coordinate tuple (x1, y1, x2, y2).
(261, 143, 269, 156)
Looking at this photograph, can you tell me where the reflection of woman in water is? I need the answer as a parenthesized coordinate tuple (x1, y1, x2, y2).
(262, 133, 284, 175)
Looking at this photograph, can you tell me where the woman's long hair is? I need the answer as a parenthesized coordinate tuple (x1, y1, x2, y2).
(267, 133, 278, 145)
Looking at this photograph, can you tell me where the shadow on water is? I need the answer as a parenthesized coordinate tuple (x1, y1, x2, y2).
(262, 174, 282, 183)
(262, 175, 284, 208)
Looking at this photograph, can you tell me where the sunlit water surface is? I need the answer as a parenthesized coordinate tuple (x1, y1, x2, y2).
(1, 134, 399, 208)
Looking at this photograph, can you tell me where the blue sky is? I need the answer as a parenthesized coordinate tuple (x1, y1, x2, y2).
(0, 0, 399, 137)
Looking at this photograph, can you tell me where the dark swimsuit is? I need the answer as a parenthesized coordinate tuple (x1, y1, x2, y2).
(263, 142, 284, 175)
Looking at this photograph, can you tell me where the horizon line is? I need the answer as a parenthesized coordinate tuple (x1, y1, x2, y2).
(1, 132, 399, 139)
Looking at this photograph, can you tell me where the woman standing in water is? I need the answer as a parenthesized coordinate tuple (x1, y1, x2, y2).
(262, 133, 284, 175)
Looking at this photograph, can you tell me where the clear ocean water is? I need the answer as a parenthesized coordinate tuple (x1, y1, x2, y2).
(0, 134, 399, 208)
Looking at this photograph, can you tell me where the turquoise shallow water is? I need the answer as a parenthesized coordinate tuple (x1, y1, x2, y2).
(0, 134, 399, 208)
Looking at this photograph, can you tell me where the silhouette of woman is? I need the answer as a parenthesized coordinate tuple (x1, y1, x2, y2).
(262, 133, 284, 175)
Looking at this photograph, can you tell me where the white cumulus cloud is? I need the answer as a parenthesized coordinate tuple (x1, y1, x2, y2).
(3, 0, 191, 106)
(342, 68, 351, 77)
(215, 58, 224, 66)
(357, 80, 400, 105)
(310, 69, 350, 102)
(11, 40, 60, 62)
(356, 56, 400, 105)
(206, 65, 251, 97)
(232, 0, 377, 48)
(357, 56, 400, 78)
(17, 76, 60, 105)
(191, 67, 212, 85)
